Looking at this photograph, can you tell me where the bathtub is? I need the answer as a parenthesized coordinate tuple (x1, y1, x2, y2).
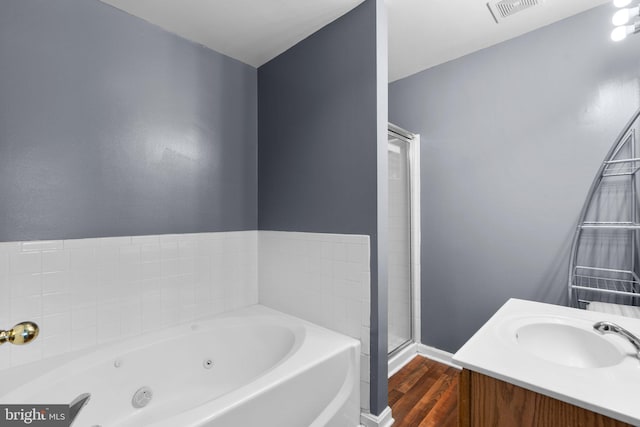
(0, 305, 361, 426)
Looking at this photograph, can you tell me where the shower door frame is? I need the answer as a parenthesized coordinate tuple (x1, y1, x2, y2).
(387, 123, 421, 356)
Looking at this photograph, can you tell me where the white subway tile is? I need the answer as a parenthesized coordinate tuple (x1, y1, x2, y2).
(0, 252, 9, 277)
(159, 234, 180, 243)
(178, 241, 197, 258)
(0, 242, 20, 253)
(179, 287, 195, 307)
(132, 235, 160, 245)
(176, 233, 198, 242)
(63, 238, 95, 249)
(1, 231, 259, 368)
(347, 262, 362, 282)
(119, 245, 140, 264)
(347, 243, 365, 264)
(361, 272, 371, 301)
(160, 258, 180, 277)
(121, 314, 142, 338)
(42, 293, 71, 317)
(71, 326, 97, 351)
(96, 322, 119, 344)
(210, 297, 225, 315)
(94, 246, 119, 269)
(42, 250, 70, 273)
(141, 291, 161, 315)
(22, 240, 63, 252)
(10, 252, 41, 275)
(333, 260, 349, 279)
(362, 300, 371, 328)
(140, 262, 162, 280)
(179, 258, 196, 276)
(117, 263, 141, 284)
(0, 277, 10, 325)
(10, 295, 42, 322)
(69, 248, 96, 271)
(142, 307, 162, 332)
(161, 308, 180, 327)
(96, 236, 131, 247)
(10, 274, 42, 298)
(161, 242, 179, 260)
(71, 291, 96, 309)
(360, 354, 370, 383)
(177, 306, 196, 323)
(41, 312, 71, 332)
(140, 244, 162, 263)
(361, 327, 371, 356)
(194, 285, 212, 304)
(68, 270, 91, 293)
(139, 279, 160, 294)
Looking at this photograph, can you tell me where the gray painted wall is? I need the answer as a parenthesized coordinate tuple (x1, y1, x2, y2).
(0, 0, 257, 242)
(258, 0, 388, 414)
(257, 5, 377, 237)
(389, 4, 640, 352)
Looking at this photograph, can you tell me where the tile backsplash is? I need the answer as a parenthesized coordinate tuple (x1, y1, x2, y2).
(258, 231, 371, 411)
(0, 231, 258, 368)
(0, 230, 372, 412)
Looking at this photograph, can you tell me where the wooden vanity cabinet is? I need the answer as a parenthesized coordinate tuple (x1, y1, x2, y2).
(458, 369, 632, 427)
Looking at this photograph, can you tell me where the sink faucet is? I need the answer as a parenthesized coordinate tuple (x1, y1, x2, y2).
(593, 321, 640, 358)
(68, 393, 91, 426)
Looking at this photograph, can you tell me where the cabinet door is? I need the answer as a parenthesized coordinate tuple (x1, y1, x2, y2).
(459, 369, 632, 427)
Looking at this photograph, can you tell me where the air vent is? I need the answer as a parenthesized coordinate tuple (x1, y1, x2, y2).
(487, 0, 544, 23)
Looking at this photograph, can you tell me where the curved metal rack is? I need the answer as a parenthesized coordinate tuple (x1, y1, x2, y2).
(568, 107, 640, 308)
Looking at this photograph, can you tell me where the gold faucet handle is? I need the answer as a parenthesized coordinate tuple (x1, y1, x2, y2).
(0, 321, 39, 346)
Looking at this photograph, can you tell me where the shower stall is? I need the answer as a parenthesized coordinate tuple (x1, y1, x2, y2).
(387, 124, 420, 355)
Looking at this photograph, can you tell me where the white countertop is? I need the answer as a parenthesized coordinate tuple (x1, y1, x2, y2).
(452, 298, 640, 425)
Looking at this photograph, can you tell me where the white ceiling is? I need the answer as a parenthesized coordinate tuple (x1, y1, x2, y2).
(99, 0, 366, 68)
(100, 0, 611, 82)
(387, 0, 610, 81)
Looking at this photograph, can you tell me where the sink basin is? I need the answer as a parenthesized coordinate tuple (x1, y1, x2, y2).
(516, 322, 625, 368)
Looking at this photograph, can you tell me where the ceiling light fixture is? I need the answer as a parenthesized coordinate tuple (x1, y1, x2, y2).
(611, 0, 640, 41)
(614, 0, 633, 7)
(611, 22, 640, 41)
(612, 6, 640, 25)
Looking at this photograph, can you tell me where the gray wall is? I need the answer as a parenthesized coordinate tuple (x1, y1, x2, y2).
(0, 0, 257, 242)
(257, 5, 377, 237)
(258, 0, 388, 414)
(389, 4, 640, 352)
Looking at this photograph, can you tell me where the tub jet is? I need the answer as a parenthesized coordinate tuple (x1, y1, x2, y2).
(132, 386, 153, 409)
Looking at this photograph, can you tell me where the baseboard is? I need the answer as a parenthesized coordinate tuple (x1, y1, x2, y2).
(388, 343, 418, 377)
(388, 342, 462, 377)
(417, 343, 462, 369)
(360, 406, 395, 427)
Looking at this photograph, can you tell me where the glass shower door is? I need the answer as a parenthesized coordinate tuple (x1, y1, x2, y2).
(388, 135, 412, 354)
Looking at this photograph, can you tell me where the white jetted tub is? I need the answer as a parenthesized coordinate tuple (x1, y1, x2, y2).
(0, 305, 360, 427)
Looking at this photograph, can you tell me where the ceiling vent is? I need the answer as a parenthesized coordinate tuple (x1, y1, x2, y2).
(487, 0, 544, 23)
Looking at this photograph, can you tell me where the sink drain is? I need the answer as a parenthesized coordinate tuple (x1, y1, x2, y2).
(132, 386, 153, 409)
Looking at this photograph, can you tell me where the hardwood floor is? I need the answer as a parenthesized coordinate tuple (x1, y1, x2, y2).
(389, 356, 460, 427)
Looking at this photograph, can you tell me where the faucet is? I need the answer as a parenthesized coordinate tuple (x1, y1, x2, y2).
(593, 321, 640, 358)
(68, 393, 91, 426)
(0, 321, 39, 346)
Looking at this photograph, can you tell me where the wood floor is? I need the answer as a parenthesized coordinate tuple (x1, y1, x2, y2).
(389, 356, 460, 427)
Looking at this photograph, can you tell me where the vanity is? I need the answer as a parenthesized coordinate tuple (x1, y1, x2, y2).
(453, 299, 640, 427)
